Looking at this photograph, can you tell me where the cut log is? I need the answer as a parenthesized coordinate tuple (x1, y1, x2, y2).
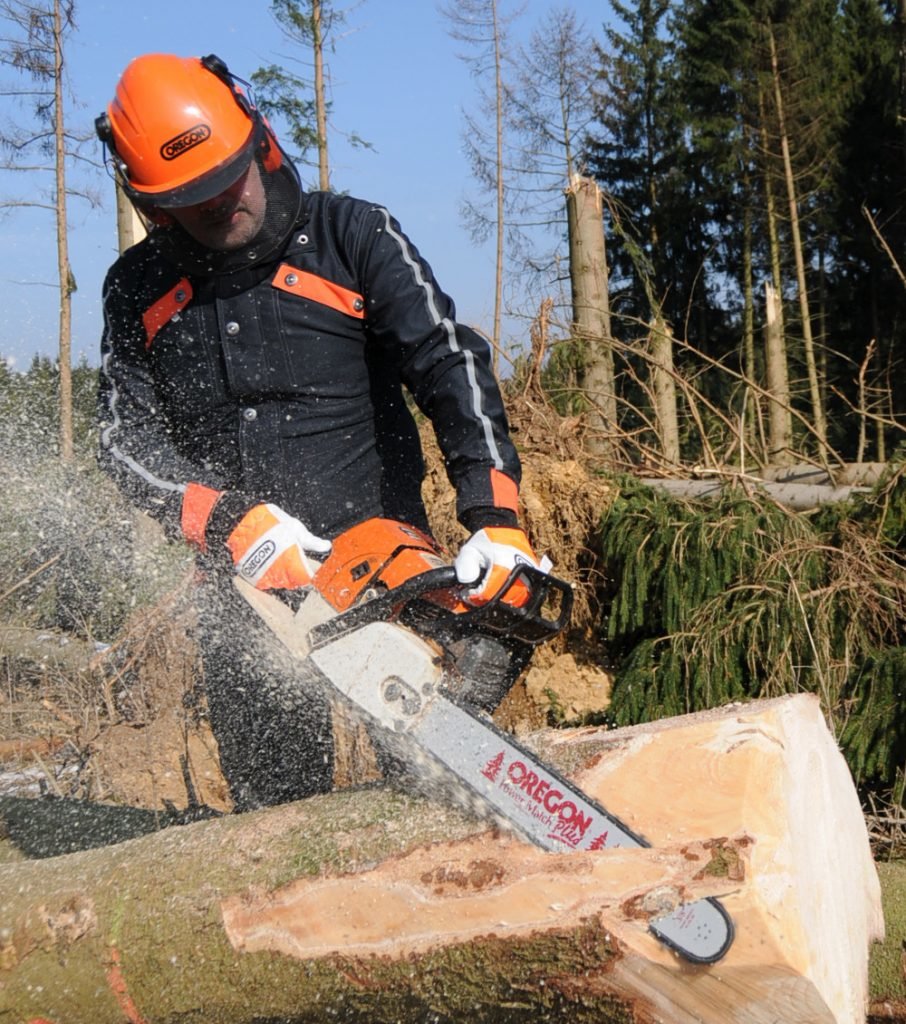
(0, 694, 883, 1023)
(640, 475, 872, 508)
(638, 461, 893, 509)
(759, 462, 888, 487)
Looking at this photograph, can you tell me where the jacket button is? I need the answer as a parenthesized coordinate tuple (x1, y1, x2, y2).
(225, 321, 240, 336)
(284, 273, 298, 286)
(353, 298, 364, 311)
(242, 407, 258, 422)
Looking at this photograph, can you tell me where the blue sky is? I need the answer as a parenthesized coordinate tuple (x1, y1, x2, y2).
(0, 1, 612, 371)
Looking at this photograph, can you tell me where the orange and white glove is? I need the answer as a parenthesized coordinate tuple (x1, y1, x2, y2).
(226, 503, 332, 591)
(454, 527, 552, 607)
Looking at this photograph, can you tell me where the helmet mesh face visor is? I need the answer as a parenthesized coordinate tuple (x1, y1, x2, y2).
(150, 150, 304, 276)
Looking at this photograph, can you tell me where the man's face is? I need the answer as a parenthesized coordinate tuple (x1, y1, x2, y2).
(166, 161, 267, 250)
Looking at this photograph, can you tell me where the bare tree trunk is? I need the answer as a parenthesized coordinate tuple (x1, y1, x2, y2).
(855, 341, 875, 464)
(768, 22, 826, 450)
(312, 0, 330, 191)
(758, 86, 795, 467)
(640, 473, 879, 509)
(492, 0, 504, 368)
(115, 182, 147, 253)
(566, 175, 616, 459)
(764, 281, 794, 464)
(438, 0, 518, 371)
(742, 183, 757, 455)
(650, 316, 680, 464)
(759, 88, 786, 337)
(53, 0, 72, 463)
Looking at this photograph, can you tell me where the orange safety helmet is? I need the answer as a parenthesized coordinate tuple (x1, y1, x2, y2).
(96, 53, 281, 209)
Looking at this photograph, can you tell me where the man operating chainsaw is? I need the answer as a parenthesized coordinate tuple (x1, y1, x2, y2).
(95, 52, 553, 811)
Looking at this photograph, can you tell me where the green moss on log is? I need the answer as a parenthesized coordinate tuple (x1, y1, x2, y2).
(0, 787, 638, 1024)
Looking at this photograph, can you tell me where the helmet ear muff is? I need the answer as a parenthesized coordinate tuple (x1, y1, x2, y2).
(200, 53, 283, 175)
(95, 112, 130, 182)
(259, 120, 282, 173)
(96, 110, 172, 226)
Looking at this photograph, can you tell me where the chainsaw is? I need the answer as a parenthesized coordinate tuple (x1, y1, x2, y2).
(235, 517, 734, 964)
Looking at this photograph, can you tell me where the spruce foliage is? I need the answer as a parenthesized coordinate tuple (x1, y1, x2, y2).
(601, 466, 906, 787)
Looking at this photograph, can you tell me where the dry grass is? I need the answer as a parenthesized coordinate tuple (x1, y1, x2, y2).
(0, 571, 211, 806)
(419, 396, 615, 640)
(865, 788, 906, 862)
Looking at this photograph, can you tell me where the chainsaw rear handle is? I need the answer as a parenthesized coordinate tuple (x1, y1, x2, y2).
(310, 564, 573, 649)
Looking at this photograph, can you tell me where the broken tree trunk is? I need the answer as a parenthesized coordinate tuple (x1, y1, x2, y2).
(566, 174, 617, 459)
(0, 694, 882, 1024)
(764, 280, 793, 465)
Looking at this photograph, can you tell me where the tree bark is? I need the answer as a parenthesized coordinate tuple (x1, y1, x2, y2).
(742, 179, 758, 455)
(312, 0, 330, 192)
(567, 174, 617, 459)
(759, 461, 888, 486)
(639, 476, 872, 509)
(53, 0, 72, 465)
(0, 694, 882, 1023)
(758, 85, 795, 466)
(649, 316, 680, 464)
(492, 0, 504, 366)
(114, 181, 147, 252)
(639, 460, 889, 508)
(764, 280, 794, 464)
(767, 21, 826, 450)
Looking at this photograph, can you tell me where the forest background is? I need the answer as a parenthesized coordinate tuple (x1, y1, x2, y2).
(0, 0, 904, 958)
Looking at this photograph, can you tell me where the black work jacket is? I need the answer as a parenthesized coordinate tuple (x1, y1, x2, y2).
(97, 191, 521, 541)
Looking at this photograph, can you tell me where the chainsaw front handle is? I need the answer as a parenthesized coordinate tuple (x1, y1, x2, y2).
(454, 563, 573, 644)
(309, 564, 572, 649)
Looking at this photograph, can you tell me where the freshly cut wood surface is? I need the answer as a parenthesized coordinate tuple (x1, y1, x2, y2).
(221, 693, 884, 1024)
(0, 694, 883, 1023)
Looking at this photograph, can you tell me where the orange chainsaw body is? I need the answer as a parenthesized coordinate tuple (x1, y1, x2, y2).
(312, 518, 467, 613)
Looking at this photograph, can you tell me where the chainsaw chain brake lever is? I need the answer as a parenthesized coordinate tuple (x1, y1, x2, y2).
(309, 565, 573, 649)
